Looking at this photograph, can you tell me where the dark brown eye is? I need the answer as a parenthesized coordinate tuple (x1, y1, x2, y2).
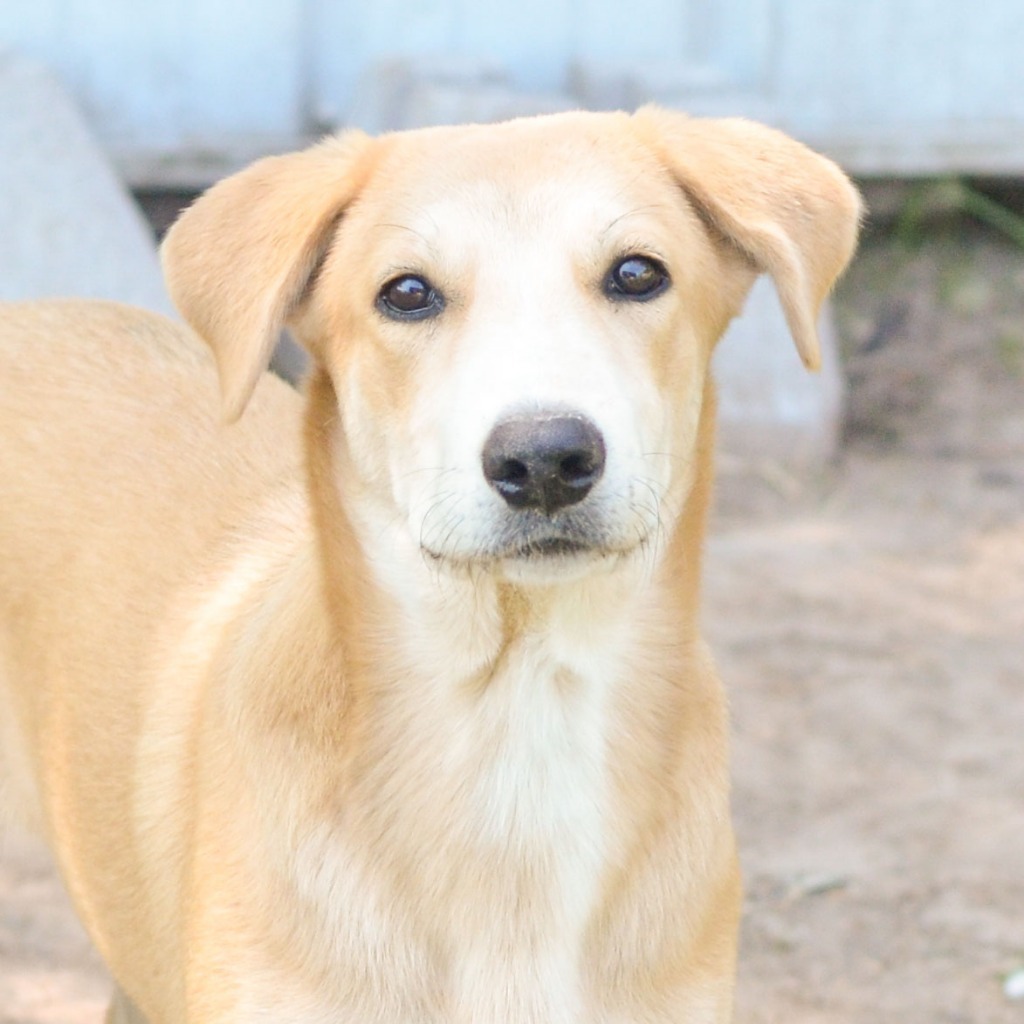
(606, 256, 670, 301)
(377, 275, 443, 319)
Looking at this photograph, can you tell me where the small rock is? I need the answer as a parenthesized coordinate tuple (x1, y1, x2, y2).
(1004, 968, 1024, 1001)
(787, 872, 850, 899)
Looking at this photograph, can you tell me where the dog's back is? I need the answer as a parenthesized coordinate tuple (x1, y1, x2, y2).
(0, 301, 299, 690)
(0, 299, 301, 976)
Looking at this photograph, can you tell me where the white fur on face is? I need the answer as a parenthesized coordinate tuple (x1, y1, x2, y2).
(335, 166, 708, 585)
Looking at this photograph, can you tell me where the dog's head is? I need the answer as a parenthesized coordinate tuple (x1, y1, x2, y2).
(163, 109, 859, 585)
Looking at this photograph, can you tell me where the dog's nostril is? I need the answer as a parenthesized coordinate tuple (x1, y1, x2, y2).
(496, 458, 530, 485)
(482, 413, 606, 514)
(559, 452, 593, 483)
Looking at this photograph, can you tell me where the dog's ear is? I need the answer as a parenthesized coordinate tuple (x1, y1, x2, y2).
(161, 131, 377, 421)
(633, 107, 862, 370)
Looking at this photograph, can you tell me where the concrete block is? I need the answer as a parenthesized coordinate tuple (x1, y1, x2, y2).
(348, 58, 574, 134)
(0, 52, 174, 315)
(714, 277, 844, 467)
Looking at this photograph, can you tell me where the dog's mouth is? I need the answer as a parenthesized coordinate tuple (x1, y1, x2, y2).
(474, 512, 608, 566)
(422, 533, 601, 567)
(504, 536, 591, 559)
(421, 513, 644, 574)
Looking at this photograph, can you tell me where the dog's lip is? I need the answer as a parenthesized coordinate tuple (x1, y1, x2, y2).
(501, 535, 593, 560)
(420, 507, 653, 568)
(471, 515, 606, 563)
(421, 527, 646, 567)
(421, 536, 600, 564)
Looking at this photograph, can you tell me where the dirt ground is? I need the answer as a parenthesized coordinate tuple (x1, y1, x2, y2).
(1, 199, 1022, 1022)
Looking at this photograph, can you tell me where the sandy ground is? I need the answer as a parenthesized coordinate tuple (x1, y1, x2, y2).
(1, 212, 1022, 1022)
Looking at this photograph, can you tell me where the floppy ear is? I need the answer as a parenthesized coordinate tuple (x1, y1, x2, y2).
(161, 131, 377, 421)
(633, 107, 862, 370)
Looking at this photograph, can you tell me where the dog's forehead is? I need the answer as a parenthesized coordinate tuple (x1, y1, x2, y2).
(357, 114, 675, 239)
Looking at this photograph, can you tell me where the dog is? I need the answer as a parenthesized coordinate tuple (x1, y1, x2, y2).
(0, 107, 859, 1022)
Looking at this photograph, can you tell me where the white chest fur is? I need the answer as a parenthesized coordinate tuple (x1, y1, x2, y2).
(445, 630, 613, 1022)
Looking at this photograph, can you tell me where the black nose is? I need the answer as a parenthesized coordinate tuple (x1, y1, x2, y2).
(481, 412, 606, 514)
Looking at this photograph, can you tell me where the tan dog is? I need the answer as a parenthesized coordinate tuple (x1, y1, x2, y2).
(0, 108, 859, 1023)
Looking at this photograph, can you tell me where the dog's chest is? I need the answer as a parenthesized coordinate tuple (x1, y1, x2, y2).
(430, 632, 614, 1021)
(320, 617, 617, 1021)
(303, 562, 636, 1020)
(462, 633, 609, 837)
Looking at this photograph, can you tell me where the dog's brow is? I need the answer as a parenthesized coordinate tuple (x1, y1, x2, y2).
(375, 222, 437, 244)
(598, 205, 669, 243)
(373, 222, 444, 264)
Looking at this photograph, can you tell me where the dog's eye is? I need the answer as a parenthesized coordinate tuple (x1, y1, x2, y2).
(377, 275, 443, 320)
(606, 256, 670, 301)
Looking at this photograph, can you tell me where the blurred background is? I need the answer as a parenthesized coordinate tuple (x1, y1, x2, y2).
(1, 2, 1022, 1023)
(5, 0, 1024, 179)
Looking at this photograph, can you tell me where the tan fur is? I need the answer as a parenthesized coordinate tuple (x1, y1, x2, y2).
(0, 109, 859, 1022)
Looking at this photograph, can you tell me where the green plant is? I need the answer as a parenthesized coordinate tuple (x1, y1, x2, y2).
(896, 178, 1024, 250)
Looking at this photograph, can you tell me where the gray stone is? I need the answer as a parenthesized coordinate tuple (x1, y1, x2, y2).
(714, 277, 844, 467)
(0, 52, 174, 315)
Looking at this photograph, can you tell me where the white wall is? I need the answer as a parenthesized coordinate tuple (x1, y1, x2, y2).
(2, 0, 1022, 184)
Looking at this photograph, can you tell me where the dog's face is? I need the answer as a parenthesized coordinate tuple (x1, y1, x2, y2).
(308, 119, 749, 582)
(163, 110, 860, 584)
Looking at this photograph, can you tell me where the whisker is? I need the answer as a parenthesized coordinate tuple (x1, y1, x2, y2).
(633, 476, 670, 578)
(418, 490, 461, 551)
